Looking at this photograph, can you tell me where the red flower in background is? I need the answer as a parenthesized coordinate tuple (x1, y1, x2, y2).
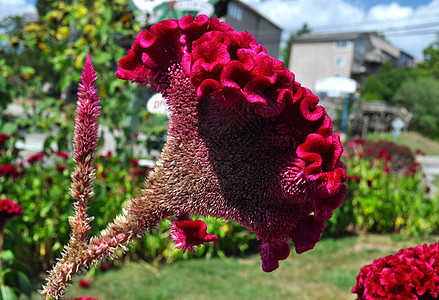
(78, 279, 91, 288)
(0, 198, 23, 220)
(376, 147, 388, 159)
(0, 164, 19, 178)
(0, 198, 23, 233)
(352, 243, 439, 299)
(99, 263, 110, 272)
(0, 133, 9, 144)
(56, 164, 67, 172)
(130, 158, 139, 167)
(27, 152, 46, 164)
(115, 14, 346, 272)
(55, 150, 69, 159)
(416, 149, 427, 156)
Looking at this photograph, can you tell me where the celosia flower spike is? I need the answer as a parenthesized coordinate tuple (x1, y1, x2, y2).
(42, 54, 101, 300)
(73, 52, 100, 169)
(70, 52, 100, 241)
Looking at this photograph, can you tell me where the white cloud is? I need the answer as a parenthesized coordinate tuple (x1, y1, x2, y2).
(243, 0, 439, 59)
(367, 2, 413, 20)
(0, 0, 37, 20)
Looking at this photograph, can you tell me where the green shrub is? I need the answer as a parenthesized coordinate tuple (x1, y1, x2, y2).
(325, 138, 439, 236)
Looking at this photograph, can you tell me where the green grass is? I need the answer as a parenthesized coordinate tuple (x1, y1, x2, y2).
(30, 234, 439, 300)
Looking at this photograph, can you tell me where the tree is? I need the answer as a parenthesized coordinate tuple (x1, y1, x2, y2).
(0, 15, 46, 109)
(393, 76, 439, 139)
(416, 33, 439, 78)
(280, 23, 311, 68)
(360, 62, 411, 102)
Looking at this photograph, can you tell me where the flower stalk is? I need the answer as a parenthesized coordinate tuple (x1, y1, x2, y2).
(41, 54, 102, 299)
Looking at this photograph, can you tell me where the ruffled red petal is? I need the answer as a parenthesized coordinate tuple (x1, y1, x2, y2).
(290, 215, 325, 254)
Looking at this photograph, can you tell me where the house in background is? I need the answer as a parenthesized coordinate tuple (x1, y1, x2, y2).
(289, 32, 415, 92)
(223, 0, 282, 58)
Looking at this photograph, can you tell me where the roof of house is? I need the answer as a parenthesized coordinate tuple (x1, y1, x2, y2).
(292, 31, 367, 43)
(232, 0, 283, 31)
(292, 31, 415, 59)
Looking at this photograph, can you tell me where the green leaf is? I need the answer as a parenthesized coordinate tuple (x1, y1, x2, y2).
(0, 285, 18, 300)
(19, 66, 35, 76)
(17, 271, 32, 296)
(0, 122, 17, 135)
(0, 250, 14, 265)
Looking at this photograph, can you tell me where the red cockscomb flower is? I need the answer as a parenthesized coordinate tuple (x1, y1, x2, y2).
(352, 243, 439, 299)
(115, 15, 346, 272)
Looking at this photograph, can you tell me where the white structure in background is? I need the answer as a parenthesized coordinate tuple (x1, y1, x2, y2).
(147, 93, 169, 116)
(314, 76, 357, 97)
(315, 76, 357, 134)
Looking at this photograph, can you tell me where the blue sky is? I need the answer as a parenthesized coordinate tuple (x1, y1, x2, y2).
(351, 0, 432, 10)
(2, 0, 439, 58)
(245, 0, 439, 59)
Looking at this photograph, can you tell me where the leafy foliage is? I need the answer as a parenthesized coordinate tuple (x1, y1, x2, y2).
(0, 98, 254, 279)
(326, 138, 438, 236)
(393, 76, 439, 139)
(360, 62, 410, 102)
(417, 33, 439, 78)
(360, 34, 439, 139)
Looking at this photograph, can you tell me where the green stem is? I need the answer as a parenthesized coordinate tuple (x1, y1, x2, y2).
(0, 232, 5, 292)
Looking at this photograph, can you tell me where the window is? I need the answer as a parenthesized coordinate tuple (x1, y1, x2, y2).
(335, 56, 345, 67)
(355, 42, 365, 54)
(228, 3, 243, 21)
(336, 40, 348, 50)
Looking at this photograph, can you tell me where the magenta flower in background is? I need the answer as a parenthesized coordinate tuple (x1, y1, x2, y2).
(352, 243, 439, 299)
(170, 219, 218, 254)
(116, 15, 346, 272)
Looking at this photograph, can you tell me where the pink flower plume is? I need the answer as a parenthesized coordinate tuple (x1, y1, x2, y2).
(73, 53, 100, 167)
